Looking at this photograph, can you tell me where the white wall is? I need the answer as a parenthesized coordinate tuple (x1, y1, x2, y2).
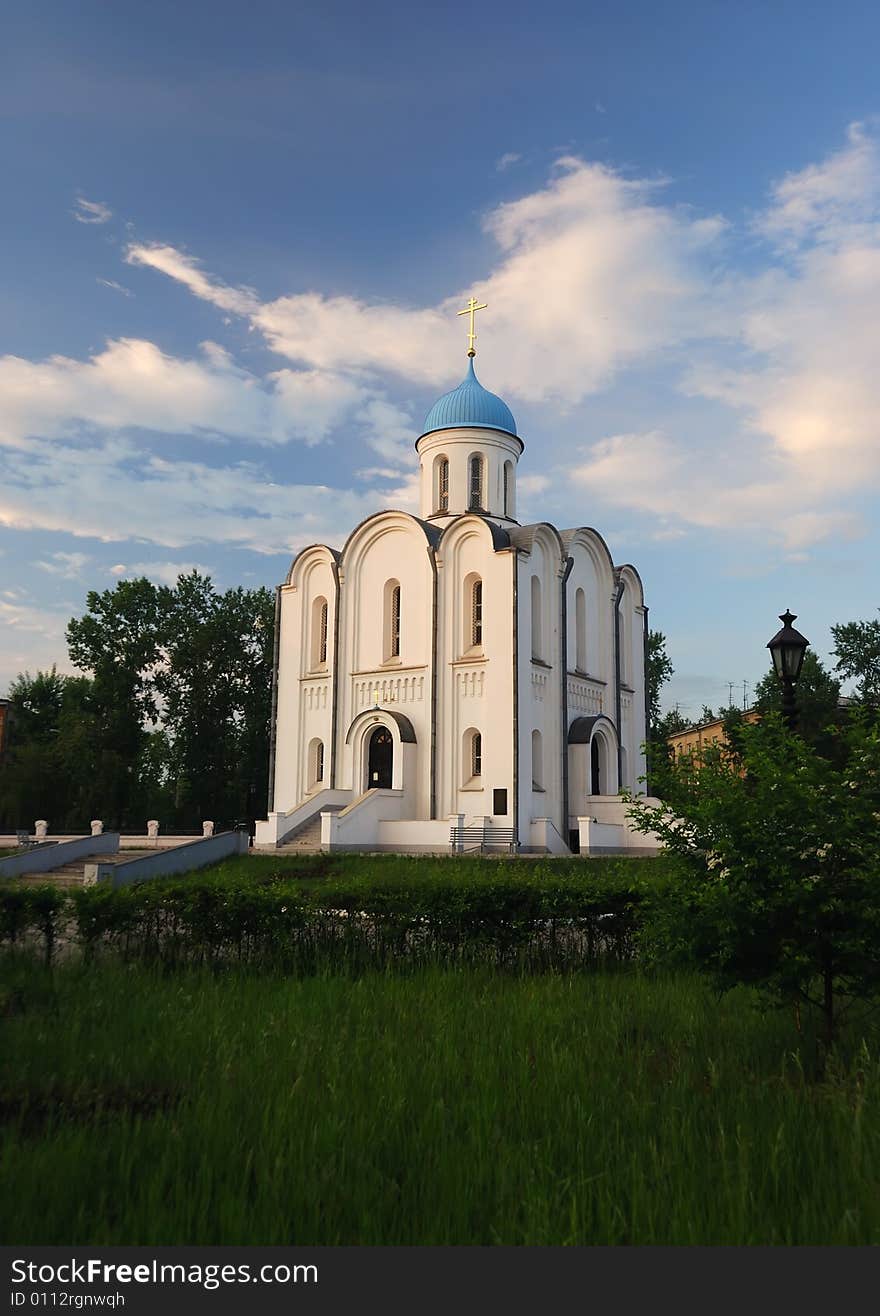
(416, 427, 522, 523)
(336, 513, 434, 817)
(435, 517, 515, 825)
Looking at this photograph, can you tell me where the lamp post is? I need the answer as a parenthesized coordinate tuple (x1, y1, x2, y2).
(767, 610, 809, 732)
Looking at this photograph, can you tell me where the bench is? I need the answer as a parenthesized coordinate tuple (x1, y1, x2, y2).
(450, 826, 518, 855)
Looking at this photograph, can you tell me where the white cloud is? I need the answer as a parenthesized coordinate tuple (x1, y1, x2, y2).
(0, 598, 75, 696)
(125, 243, 259, 315)
(0, 439, 390, 556)
(495, 152, 522, 172)
(0, 337, 382, 450)
(9, 126, 880, 561)
(34, 551, 90, 579)
(97, 278, 132, 296)
(754, 122, 879, 249)
(112, 561, 215, 587)
(126, 157, 727, 405)
(73, 195, 113, 225)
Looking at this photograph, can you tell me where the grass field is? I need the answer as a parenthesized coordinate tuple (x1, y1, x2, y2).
(2, 956, 878, 1245)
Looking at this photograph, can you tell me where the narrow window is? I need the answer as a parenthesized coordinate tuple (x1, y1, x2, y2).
(438, 457, 449, 512)
(471, 731, 482, 778)
(493, 788, 508, 816)
(469, 454, 483, 509)
(531, 574, 542, 661)
(532, 729, 543, 789)
(391, 584, 400, 658)
(575, 588, 586, 672)
(471, 578, 483, 647)
(319, 599, 328, 665)
(503, 461, 513, 517)
(311, 595, 329, 669)
(383, 579, 401, 662)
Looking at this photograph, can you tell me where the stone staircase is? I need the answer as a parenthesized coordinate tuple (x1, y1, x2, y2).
(274, 815, 324, 854)
(15, 850, 156, 888)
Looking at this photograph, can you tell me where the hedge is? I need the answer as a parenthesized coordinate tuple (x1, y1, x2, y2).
(0, 862, 662, 971)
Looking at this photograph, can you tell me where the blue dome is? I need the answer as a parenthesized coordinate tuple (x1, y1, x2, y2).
(422, 358, 517, 438)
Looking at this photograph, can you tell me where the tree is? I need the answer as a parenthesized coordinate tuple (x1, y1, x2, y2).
(154, 572, 275, 830)
(753, 650, 841, 756)
(646, 631, 674, 740)
(66, 578, 166, 827)
(0, 670, 104, 832)
(831, 611, 880, 706)
(626, 713, 880, 1050)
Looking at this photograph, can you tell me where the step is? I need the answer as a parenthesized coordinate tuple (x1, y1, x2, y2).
(13, 849, 167, 886)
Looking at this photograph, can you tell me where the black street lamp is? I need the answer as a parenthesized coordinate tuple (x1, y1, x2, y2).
(767, 609, 809, 731)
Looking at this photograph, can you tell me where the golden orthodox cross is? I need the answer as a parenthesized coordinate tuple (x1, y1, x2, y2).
(457, 296, 488, 356)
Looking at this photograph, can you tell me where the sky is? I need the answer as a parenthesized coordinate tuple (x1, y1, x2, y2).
(2, 0, 880, 720)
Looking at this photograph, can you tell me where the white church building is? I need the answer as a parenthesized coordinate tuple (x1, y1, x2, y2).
(256, 309, 658, 855)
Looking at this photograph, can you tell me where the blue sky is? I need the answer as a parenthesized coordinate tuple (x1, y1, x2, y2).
(2, 0, 880, 719)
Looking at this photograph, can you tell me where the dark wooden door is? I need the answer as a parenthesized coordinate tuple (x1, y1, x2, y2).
(367, 726, 393, 789)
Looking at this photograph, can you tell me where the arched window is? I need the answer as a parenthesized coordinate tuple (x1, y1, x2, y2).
(311, 596, 328, 668)
(530, 574, 542, 661)
(463, 727, 482, 783)
(575, 588, 586, 673)
(469, 454, 483, 509)
(308, 737, 324, 789)
(503, 461, 513, 517)
(471, 576, 482, 648)
(531, 729, 543, 790)
(436, 455, 449, 513)
(618, 584, 631, 685)
(383, 579, 401, 661)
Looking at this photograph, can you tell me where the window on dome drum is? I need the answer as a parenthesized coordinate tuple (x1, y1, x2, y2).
(503, 461, 513, 517)
(437, 456, 449, 512)
(469, 455, 483, 509)
(530, 575, 542, 661)
(384, 579, 401, 661)
(311, 596, 328, 668)
(471, 578, 483, 647)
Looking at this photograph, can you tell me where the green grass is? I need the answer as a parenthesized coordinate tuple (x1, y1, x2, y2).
(2, 957, 878, 1245)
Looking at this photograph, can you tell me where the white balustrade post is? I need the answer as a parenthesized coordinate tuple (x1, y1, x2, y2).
(34, 820, 48, 840)
(147, 820, 160, 841)
(90, 819, 104, 836)
(202, 821, 215, 838)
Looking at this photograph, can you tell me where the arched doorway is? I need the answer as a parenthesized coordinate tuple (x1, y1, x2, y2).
(367, 725, 393, 789)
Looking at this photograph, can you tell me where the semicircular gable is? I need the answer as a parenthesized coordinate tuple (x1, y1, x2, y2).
(561, 527, 615, 579)
(286, 543, 341, 588)
(508, 522, 565, 565)
(615, 563, 645, 607)
(340, 509, 440, 571)
(439, 512, 511, 555)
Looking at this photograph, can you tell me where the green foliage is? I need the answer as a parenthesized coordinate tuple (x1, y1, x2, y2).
(627, 713, 880, 1045)
(3, 857, 654, 972)
(646, 629, 673, 738)
(1, 571, 275, 833)
(831, 610, 880, 705)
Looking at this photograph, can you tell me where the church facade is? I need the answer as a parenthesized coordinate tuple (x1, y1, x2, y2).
(256, 330, 657, 855)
